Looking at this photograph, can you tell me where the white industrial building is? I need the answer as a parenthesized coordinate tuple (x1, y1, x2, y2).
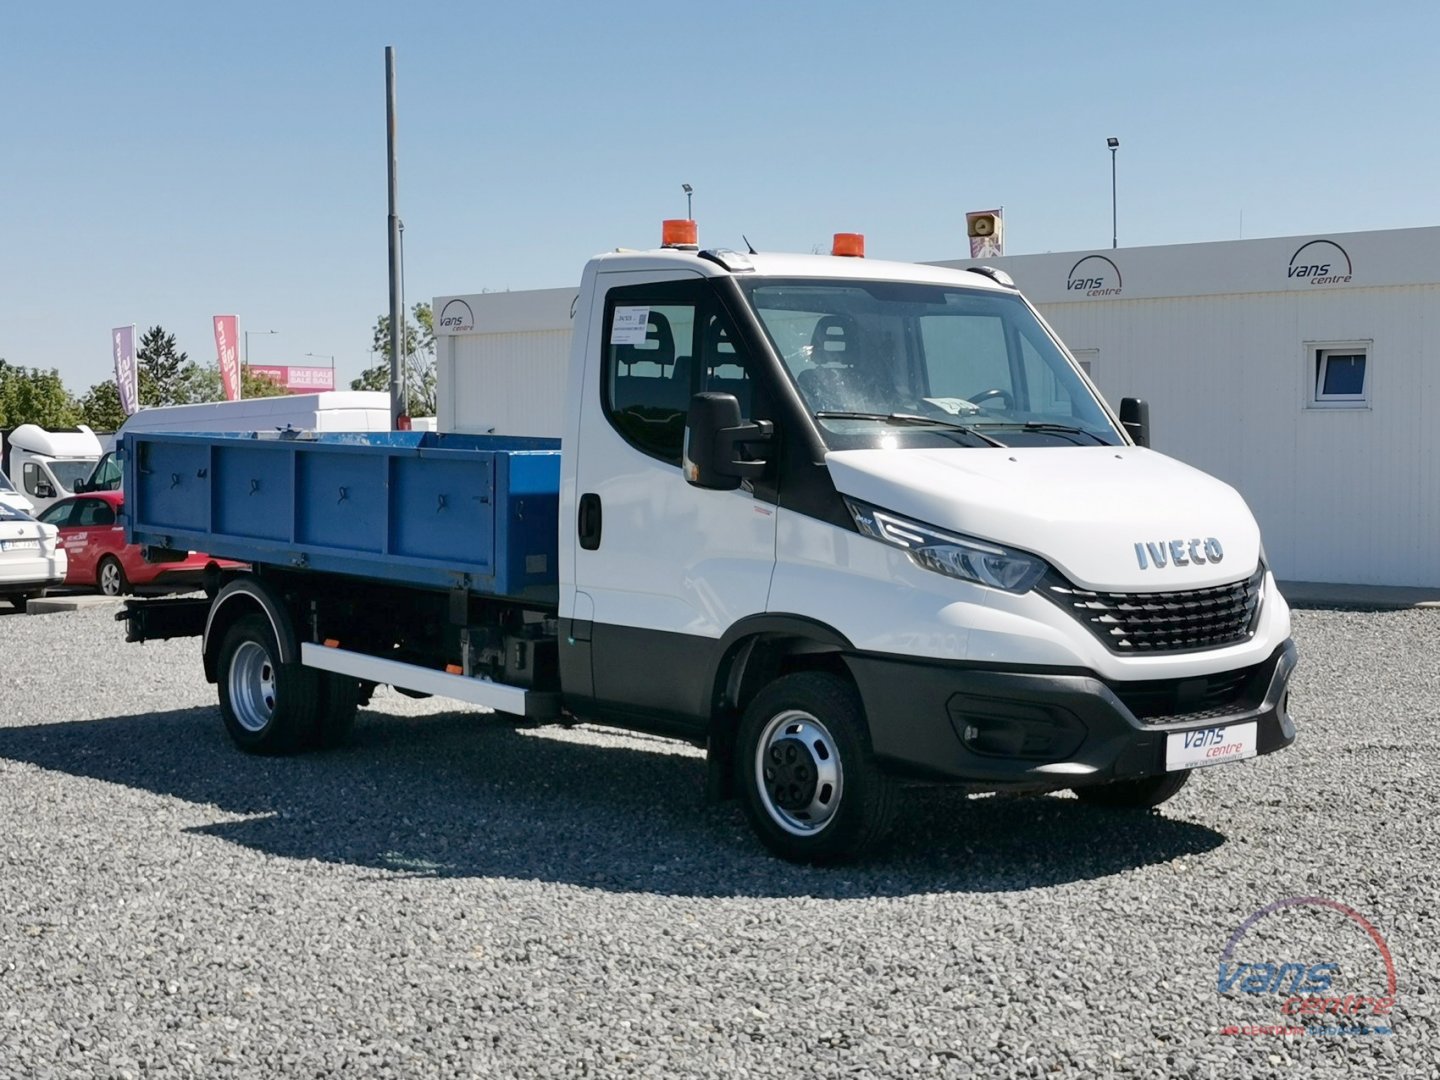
(437, 225, 1440, 588)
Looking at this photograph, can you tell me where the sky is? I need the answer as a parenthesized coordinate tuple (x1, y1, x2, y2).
(4, 0, 1438, 394)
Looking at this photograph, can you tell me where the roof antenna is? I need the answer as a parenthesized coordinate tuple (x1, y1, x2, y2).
(742, 234, 757, 254)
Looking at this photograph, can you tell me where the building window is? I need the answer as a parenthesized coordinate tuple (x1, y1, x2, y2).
(1307, 341, 1371, 409)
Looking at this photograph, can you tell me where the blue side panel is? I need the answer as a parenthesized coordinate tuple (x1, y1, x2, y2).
(296, 451, 387, 552)
(390, 450, 495, 568)
(499, 452, 562, 592)
(214, 445, 293, 541)
(123, 430, 562, 600)
(134, 439, 210, 531)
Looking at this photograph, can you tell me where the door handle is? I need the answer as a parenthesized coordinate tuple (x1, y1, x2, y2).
(578, 493, 602, 550)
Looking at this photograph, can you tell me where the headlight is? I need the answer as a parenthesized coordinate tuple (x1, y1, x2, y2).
(845, 498, 1048, 593)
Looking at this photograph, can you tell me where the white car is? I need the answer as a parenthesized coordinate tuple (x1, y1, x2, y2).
(0, 470, 33, 516)
(0, 502, 66, 610)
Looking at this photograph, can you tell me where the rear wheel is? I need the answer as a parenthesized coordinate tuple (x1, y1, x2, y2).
(216, 614, 321, 754)
(1072, 770, 1191, 809)
(97, 556, 128, 597)
(735, 672, 898, 863)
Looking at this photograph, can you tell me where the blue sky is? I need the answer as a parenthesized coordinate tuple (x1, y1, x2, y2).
(4, 1, 1438, 393)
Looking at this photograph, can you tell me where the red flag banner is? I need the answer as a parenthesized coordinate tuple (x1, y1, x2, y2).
(213, 315, 240, 401)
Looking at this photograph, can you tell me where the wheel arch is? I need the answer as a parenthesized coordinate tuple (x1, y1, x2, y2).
(202, 575, 301, 684)
(703, 615, 860, 801)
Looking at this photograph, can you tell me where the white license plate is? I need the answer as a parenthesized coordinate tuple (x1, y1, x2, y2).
(1, 539, 40, 552)
(1165, 721, 1258, 771)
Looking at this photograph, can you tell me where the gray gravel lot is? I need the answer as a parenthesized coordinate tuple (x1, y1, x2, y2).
(0, 603, 1435, 1078)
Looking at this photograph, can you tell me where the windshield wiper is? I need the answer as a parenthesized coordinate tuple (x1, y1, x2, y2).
(1012, 422, 1113, 446)
(813, 411, 1009, 447)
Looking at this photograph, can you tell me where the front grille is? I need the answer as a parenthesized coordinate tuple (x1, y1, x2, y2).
(1043, 567, 1264, 654)
(1108, 665, 1260, 725)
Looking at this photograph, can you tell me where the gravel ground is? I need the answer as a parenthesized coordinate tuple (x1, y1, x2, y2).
(0, 602, 1435, 1078)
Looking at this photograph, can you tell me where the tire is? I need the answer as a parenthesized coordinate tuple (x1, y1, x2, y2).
(735, 672, 898, 863)
(97, 556, 128, 597)
(1072, 769, 1191, 809)
(313, 672, 360, 749)
(216, 613, 321, 755)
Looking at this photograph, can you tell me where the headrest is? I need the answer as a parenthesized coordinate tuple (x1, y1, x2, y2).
(811, 314, 858, 362)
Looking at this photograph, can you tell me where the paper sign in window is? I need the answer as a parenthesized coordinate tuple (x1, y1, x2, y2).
(611, 307, 651, 345)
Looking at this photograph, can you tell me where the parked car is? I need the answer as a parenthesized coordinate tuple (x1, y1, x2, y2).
(36, 491, 239, 596)
(0, 502, 66, 608)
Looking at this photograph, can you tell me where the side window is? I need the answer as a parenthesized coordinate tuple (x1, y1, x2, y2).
(23, 462, 40, 496)
(75, 499, 114, 527)
(38, 501, 75, 527)
(604, 293, 700, 465)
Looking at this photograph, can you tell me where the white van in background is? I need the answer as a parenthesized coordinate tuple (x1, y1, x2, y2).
(78, 392, 397, 493)
(0, 424, 105, 514)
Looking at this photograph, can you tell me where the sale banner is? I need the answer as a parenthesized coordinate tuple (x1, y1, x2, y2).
(213, 315, 240, 400)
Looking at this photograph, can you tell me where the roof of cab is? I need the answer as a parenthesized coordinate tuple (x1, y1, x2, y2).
(584, 247, 1012, 291)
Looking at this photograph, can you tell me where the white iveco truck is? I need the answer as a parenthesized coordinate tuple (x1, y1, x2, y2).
(120, 223, 1296, 862)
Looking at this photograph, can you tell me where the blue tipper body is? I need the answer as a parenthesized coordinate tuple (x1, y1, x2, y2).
(122, 431, 562, 602)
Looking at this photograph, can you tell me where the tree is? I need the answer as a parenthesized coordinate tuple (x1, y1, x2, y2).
(137, 325, 189, 407)
(352, 302, 436, 416)
(0, 359, 81, 429)
(78, 379, 127, 432)
(240, 365, 289, 399)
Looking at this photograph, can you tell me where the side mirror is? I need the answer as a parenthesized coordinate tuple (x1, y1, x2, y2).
(36, 481, 55, 499)
(74, 480, 90, 493)
(1119, 397, 1150, 448)
(683, 392, 774, 491)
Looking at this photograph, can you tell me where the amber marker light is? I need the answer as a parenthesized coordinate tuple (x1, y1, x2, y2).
(662, 219, 699, 248)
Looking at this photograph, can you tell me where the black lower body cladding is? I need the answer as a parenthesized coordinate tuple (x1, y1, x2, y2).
(846, 640, 1297, 787)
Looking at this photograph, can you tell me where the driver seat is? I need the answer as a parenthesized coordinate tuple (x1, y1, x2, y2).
(798, 314, 884, 411)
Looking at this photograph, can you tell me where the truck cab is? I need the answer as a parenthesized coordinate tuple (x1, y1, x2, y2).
(556, 233, 1293, 856)
(120, 230, 1296, 863)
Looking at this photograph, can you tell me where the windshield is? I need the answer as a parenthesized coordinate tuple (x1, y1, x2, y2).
(741, 279, 1121, 449)
(48, 460, 96, 491)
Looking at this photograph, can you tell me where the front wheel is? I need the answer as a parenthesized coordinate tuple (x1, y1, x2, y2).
(1072, 770, 1190, 809)
(216, 614, 321, 754)
(735, 672, 898, 863)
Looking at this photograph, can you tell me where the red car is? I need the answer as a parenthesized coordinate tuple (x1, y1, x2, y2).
(37, 491, 242, 596)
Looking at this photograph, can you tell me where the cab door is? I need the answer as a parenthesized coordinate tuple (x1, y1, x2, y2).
(569, 272, 777, 731)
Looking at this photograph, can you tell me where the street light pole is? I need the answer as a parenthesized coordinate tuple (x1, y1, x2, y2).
(244, 329, 277, 367)
(682, 182, 693, 220)
(1107, 137, 1119, 249)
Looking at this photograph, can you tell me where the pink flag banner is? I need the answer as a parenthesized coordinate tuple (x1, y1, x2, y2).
(111, 324, 139, 416)
(213, 315, 240, 401)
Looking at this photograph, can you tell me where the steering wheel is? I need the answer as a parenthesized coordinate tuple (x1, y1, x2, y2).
(968, 387, 1014, 409)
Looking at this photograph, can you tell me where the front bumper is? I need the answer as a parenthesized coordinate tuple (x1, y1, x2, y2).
(846, 638, 1297, 789)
